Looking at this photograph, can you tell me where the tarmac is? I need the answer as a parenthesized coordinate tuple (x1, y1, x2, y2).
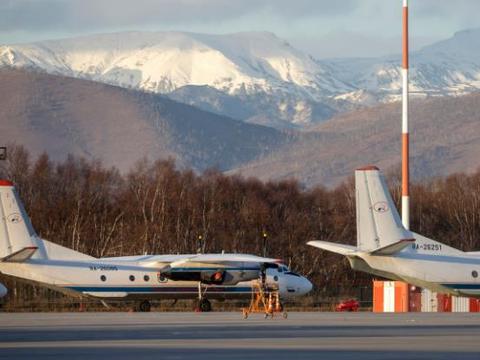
(1, 312, 480, 359)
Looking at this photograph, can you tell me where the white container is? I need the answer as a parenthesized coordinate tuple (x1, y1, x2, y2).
(383, 281, 395, 312)
(421, 289, 437, 312)
(452, 296, 470, 312)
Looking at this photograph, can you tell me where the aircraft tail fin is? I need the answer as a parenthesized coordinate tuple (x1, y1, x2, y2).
(0, 180, 95, 261)
(355, 166, 412, 251)
(0, 180, 45, 259)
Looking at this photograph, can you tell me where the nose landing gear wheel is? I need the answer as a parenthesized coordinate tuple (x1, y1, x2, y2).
(198, 298, 212, 312)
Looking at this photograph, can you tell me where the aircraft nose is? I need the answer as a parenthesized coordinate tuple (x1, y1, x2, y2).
(299, 277, 313, 295)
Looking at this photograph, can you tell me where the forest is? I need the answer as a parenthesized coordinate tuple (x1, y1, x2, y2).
(1, 145, 479, 310)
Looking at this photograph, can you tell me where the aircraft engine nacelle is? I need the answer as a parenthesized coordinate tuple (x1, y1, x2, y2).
(160, 269, 225, 284)
(160, 269, 260, 285)
(219, 270, 260, 285)
(201, 270, 226, 285)
(200, 269, 262, 285)
(0, 283, 7, 298)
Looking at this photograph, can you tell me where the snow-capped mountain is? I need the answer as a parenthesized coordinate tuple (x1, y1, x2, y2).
(2, 29, 480, 128)
(0, 31, 350, 128)
(326, 28, 480, 103)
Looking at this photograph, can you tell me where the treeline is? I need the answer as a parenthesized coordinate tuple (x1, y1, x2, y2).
(1, 145, 480, 307)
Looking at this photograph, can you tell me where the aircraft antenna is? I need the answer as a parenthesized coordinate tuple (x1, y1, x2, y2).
(401, 0, 410, 229)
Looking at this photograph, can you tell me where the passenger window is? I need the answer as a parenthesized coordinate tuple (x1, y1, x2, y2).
(100, 275, 106, 282)
(144, 275, 150, 282)
(129, 275, 135, 282)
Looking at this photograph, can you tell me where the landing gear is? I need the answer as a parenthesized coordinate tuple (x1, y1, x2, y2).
(137, 300, 151, 312)
(198, 298, 212, 312)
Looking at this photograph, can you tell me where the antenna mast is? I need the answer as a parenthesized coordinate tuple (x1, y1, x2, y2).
(401, 0, 410, 229)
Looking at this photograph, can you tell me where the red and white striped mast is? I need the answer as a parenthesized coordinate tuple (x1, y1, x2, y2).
(401, 0, 410, 229)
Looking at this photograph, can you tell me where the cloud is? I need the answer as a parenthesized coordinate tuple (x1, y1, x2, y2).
(1, 0, 479, 57)
(0, 0, 359, 32)
(0, 0, 70, 31)
(413, 0, 480, 17)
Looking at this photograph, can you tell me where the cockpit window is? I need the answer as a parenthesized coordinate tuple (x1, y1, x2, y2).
(285, 271, 301, 277)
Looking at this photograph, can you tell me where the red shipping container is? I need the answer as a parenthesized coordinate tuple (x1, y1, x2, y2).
(373, 281, 384, 313)
(394, 282, 409, 312)
(469, 298, 480, 312)
(437, 294, 452, 312)
(372, 281, 409, 312)
(409, 287, 422, 312)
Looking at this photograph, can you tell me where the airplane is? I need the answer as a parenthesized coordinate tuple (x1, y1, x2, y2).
(0, 179, 312, 312)
(308, 165, 480, 298)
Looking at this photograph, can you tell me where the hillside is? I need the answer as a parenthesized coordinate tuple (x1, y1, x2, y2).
(230, 93, 480, 187)
(0, 68, 288, 172)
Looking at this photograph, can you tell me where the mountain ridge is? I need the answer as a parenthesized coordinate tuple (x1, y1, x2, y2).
(230, 92, 480, 187)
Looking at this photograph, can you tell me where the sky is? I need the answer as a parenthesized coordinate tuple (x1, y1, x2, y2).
(1, 0, 480, 58)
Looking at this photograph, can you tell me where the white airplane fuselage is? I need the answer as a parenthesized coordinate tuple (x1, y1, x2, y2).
(0, 254, 311, 300)
(350, 246, 480, 297)
(308, 166, 480, 299)
(0, 179, 312, 306)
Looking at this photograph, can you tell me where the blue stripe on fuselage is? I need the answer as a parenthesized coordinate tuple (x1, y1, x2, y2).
(442, 283, 480, 290)
(65, 286, 254, 293)
(168, 267, 259, 271)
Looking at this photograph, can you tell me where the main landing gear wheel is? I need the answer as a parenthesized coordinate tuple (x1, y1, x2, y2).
(198, 298, 212, 312)
(138, 300, 151, 312)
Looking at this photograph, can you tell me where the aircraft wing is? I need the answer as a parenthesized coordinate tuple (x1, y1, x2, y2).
(149, 253, 281, 270)
(181, 253, 281, 264)
(154, 253, 281, 285)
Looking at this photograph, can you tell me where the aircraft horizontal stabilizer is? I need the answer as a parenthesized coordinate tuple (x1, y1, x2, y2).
(307, 241, 357, 255)
(1, 246, 38, 262)
(368, 239, 415, 256)
(307, 238, 415, 257)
